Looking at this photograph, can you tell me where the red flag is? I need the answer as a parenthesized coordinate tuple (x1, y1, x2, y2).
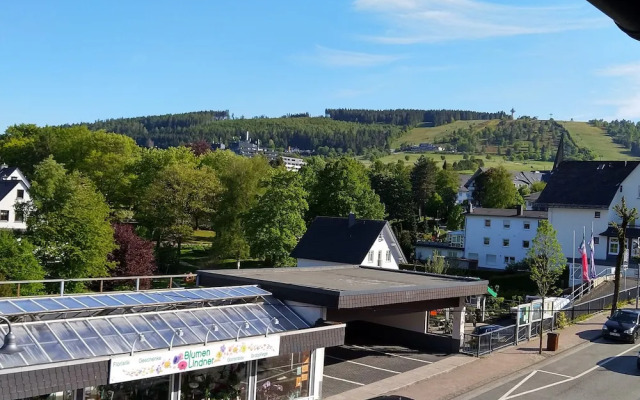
(579, 236, 589, 282)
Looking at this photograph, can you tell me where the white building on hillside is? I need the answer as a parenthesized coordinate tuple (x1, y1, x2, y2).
(536, 161, 640, 284)
(290, 214, 407, 269)
(464, 205, 547, 269)
(0, 165, 30, 230)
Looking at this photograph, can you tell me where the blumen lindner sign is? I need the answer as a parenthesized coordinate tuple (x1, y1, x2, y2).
(109, 336, 280, 383)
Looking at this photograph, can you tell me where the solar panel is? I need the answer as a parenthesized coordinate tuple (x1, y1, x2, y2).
(0, 285, 271, 317)
(0, 301, 311, 370)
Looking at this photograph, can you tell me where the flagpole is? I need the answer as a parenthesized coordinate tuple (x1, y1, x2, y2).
(572, 230, 576, 288)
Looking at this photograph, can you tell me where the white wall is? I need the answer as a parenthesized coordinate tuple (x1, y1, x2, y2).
(283, 300, 327, 325)
(360, 229, 399, 269)
(464, 214, 543, 269)
(296, 259, 353, 268)
(361, 311, 428, 333)
(0, 181, 29, 230)
(547, 207, 609, 262)
(609, 166, 640, 224)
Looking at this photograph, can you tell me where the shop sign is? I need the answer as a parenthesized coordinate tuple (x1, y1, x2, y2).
(109, 336, 280, 384)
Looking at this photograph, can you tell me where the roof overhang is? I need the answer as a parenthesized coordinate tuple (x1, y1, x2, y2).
(198, 266, 488, 309)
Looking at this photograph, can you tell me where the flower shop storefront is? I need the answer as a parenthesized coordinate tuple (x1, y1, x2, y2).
(0, 286, 345, 400)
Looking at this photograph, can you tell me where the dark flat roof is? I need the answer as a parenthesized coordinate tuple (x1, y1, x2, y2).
(198, 266, 488, 309)
(467, 207, 547, 219)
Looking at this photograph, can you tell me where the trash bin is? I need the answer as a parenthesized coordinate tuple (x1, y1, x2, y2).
(547, 332, 560, 351)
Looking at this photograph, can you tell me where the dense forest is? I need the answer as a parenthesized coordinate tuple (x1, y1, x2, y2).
(590, 119, 640, 156)
(435, 118, 596, 161)
(73, 111, 404, 154)
(325, 108, 507, 126)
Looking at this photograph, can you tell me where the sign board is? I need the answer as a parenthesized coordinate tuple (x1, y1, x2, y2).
(109, 336, 280, 384)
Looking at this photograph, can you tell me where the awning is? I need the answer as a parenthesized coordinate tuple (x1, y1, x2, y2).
(0, 295, 310, 371)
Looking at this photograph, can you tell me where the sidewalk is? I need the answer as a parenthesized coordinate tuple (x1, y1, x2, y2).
(324, 312, 608, 400)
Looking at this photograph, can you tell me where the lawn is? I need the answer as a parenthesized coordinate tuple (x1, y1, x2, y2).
(365, 152, 553, 173)
(391, 120, 499, 148)
(559, 121, 636, 160)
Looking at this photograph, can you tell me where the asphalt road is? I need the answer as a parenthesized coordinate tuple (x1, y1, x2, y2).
(466, 336, 640, 400)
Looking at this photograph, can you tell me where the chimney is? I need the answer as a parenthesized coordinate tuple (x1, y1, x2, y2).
(468, 203, 473, 213)
(516, 204, 524, 216)
(348, 212, 356, 228)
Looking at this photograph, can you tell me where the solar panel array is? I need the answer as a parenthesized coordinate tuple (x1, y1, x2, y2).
(0, 286, 270, 316)
(0, 297, 309, 369)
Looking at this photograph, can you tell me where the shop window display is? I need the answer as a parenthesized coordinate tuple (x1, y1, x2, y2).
(180, 363, 248, 400)
(256, 352, 310, 400)
(84, 375, 171, 400)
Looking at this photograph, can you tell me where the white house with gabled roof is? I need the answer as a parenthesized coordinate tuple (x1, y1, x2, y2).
(0, 166, 30, 230)
(290, 213, 407, 269)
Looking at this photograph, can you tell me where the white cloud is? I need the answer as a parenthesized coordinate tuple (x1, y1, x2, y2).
(312, 45, 403, 67)
(597, 62, 640, 120)
(353, 0, 605, 43)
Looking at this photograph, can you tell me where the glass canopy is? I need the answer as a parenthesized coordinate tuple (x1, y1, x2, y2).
(0, 296, 309, 370)
(0, 286, 270, 317)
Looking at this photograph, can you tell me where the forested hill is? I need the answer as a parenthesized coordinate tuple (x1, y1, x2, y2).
(325, 108, 506, 126)
(73, 111, 404, 154)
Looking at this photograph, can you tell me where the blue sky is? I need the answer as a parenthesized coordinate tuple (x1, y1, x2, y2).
(1, 1, 639, 132)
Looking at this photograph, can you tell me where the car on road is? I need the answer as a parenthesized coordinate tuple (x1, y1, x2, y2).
(602, 309, 640, 343)
(472, 324, 504, 335)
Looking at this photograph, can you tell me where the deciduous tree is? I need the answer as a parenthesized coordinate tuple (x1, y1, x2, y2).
(611, 197, 638, 316)
(109, 224, 157, 289)
(410, 156, 438, 219)
(0, 231, 45, 295)
(245, 170, 308, 266)
(473, 166, 522, 208)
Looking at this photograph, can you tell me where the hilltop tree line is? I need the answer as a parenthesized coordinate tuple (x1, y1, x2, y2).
(440, 118, 596, 161)
(325, 108, 507, 127)
(72, 111, 404, 154)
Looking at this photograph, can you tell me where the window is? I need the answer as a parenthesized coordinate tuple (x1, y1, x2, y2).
(609, 238, 619, 255)
(503, 220, 511, 229)
(16, 189, 24, 199)
(14, 211, 23, 222)
(468, 253, 479, 260)
(484, 219, 491, 227)
(522, 240, 530, 249)
(447, 251, 458, 258)
(0, 210, 8, 221)
(486, 254, 497, 265)
(368, 251, 374, 262)
(503, 239, 510, 247)
(504, 256, 515, 264)
(483, 237, 490, 245)
(524, 222, 531, 230)
(594, 237, 599, 245)
(385, 250, 391, 262)
(595, 211, 601, 218)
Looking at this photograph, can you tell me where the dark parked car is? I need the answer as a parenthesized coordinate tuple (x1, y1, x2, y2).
(472, 325, 504, 335)
(602, 309, 640, 343)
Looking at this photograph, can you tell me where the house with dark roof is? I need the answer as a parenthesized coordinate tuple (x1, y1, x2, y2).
(536, 161, 640, 282)
(0, 166, 29, 230)
(290, 214, 407, 269)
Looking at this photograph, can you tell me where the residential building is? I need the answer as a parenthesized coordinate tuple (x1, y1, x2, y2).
(536, 161, 640, 283)
(463, 167, 549, 206)
(290, 214, 407, 269)
(415, 230, 465, 261)
(464, 205, 547, 269)
(0, 165, 30, 230)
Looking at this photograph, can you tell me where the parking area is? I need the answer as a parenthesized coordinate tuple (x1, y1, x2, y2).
(322, 343, 449, 398)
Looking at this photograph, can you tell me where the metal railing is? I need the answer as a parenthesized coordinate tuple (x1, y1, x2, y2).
(0, 274, 197, 297)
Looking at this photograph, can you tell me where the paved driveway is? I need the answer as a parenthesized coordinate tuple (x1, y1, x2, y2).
(322, 343, 449, 398)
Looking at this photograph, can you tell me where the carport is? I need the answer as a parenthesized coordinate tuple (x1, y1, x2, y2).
(197, 266, 488, 353)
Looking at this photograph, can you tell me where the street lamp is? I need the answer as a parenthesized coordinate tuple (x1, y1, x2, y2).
(130, 333, 146, 356)
(169, 329, 184, 351)
(264, 317, 280, 337)
(204, 325, 219, 346)
(236, 322, 250, 341)
(0, 316, 20, 354)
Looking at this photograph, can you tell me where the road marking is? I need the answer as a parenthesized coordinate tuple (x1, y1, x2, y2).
(323, 374, 365, 386)
(349, 344, 433, 364)
(502, 342, 640, 399)
(498, 370, 537, 400)
(325, 355, 401, 374)
(537, 370, 572, 379)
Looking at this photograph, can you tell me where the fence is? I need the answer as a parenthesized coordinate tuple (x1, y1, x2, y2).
(461, 284, 640, 357)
